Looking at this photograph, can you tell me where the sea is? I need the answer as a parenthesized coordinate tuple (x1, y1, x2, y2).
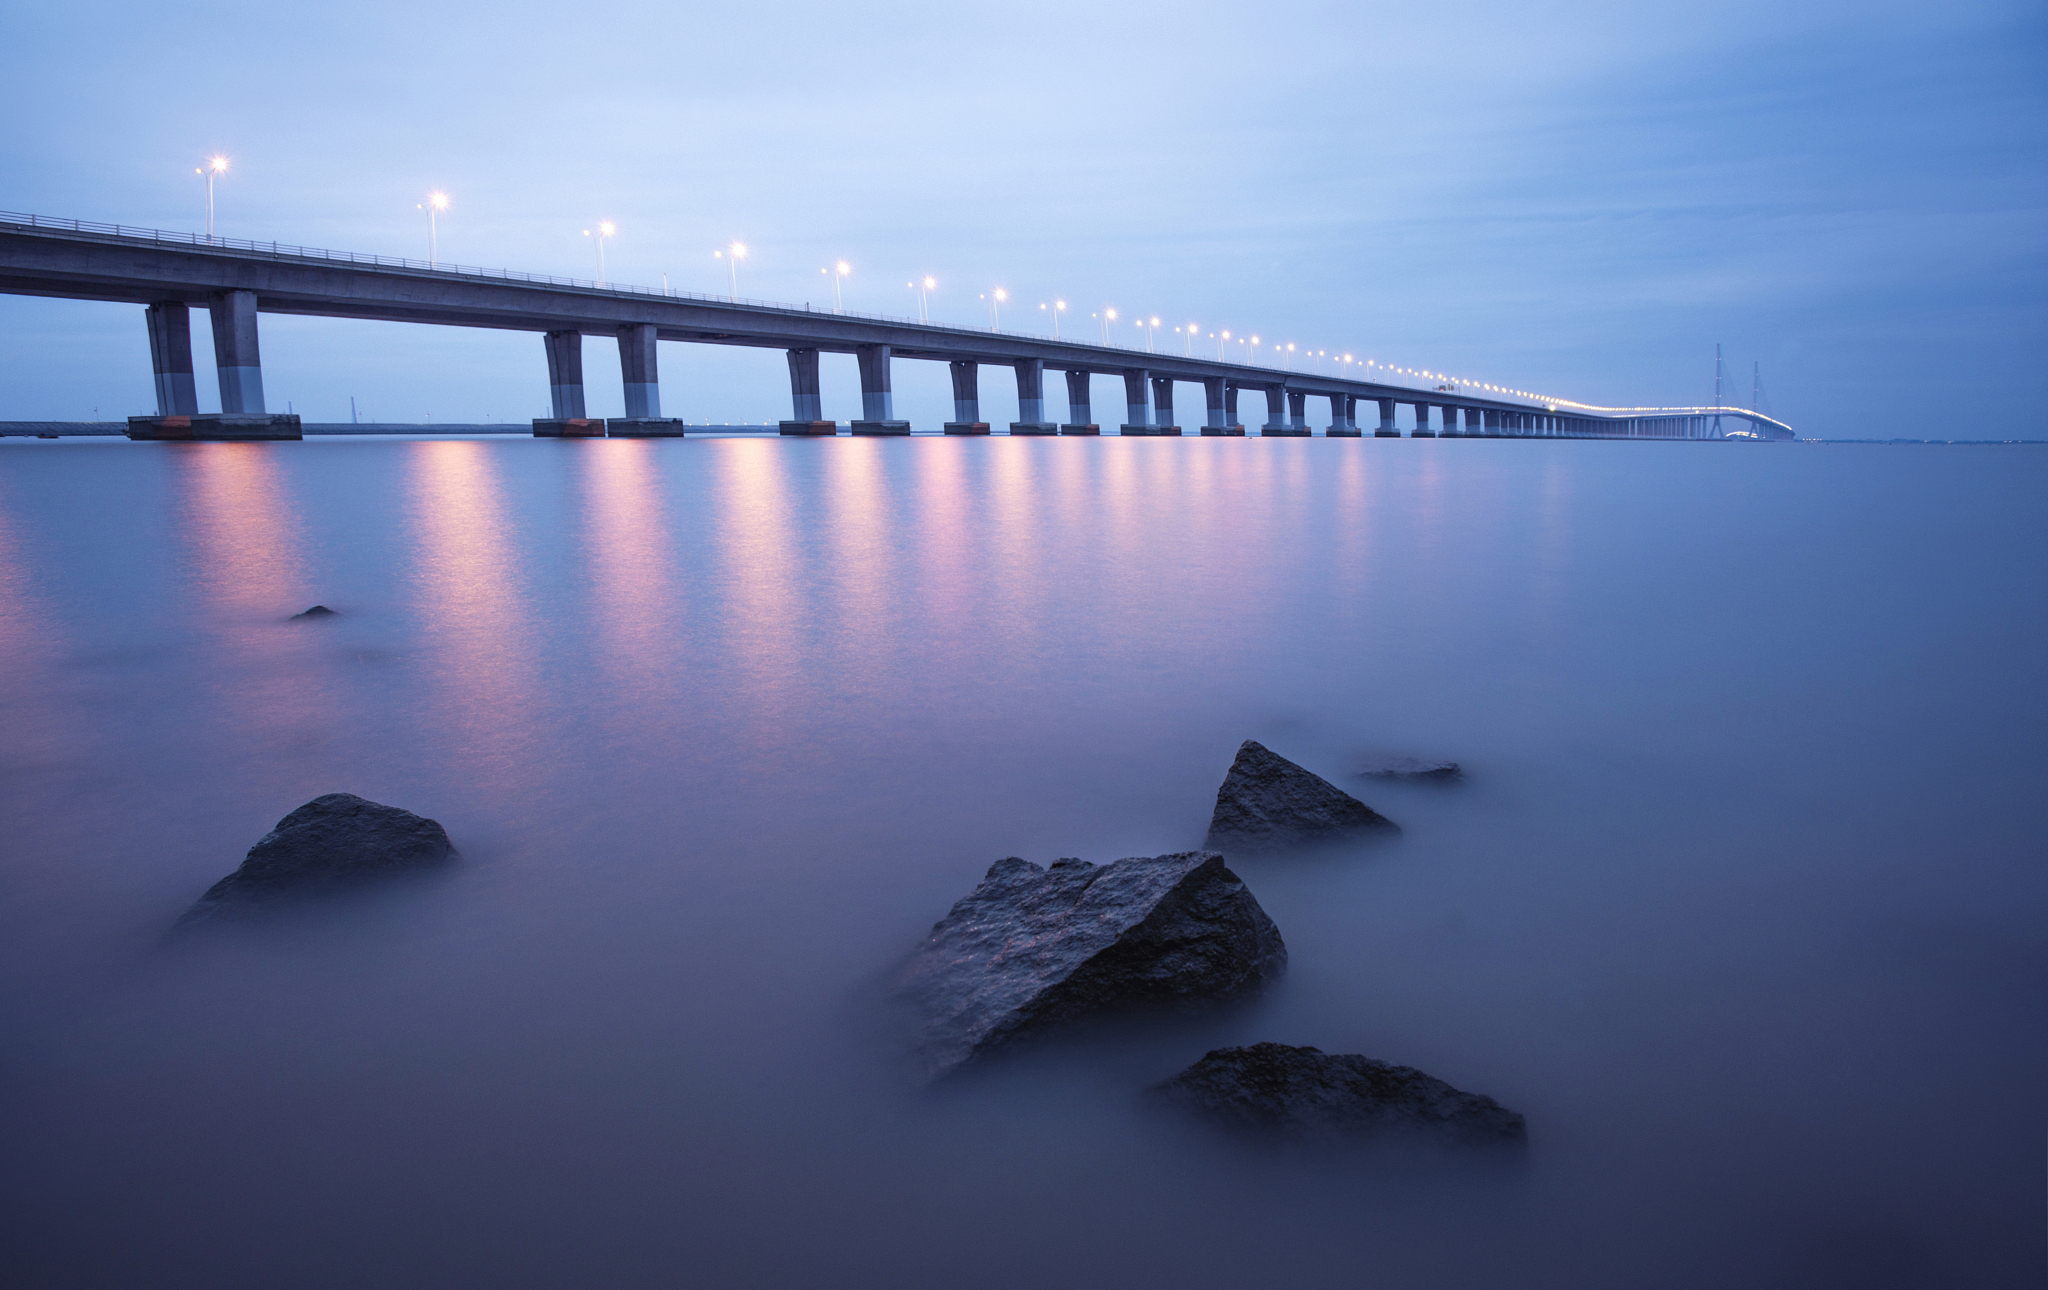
(1, 433, 2041, 1289)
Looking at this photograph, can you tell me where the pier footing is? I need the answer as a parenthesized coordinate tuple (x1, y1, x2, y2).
(534, 418, 605, 437)
(607, 418, 688, 437)
(128, 413, 302, 441)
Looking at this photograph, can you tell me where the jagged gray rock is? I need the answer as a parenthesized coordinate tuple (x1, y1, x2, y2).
(1150, 1042, 1526, 1146)
(1353, 753, 1464, 782)
(890, 852, 1287, 1082)
(178, 793, 456, 925)
(1205, 740, 1400, 850)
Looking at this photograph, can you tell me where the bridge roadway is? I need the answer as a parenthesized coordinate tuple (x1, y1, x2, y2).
(0, 213, 1795, 442)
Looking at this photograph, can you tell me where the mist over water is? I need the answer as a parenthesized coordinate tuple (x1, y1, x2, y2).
(0, 436, 2041, 1288)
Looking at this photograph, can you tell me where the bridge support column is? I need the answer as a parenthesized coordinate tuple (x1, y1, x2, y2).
(534, 329, 601, 436)
(1441, 406, 1463, 437)
(1201, 378, 1242, 434)
(162, 291, 300, 438)
(1119, 369, 1154, 435)
(947, 360, 990, 434)
(1327, 392, 1359, 436)
(779, 347, 835, 434)
(1273, 390, 1309, 435)
(1009, 358, 1053, 434)
(1060, 369, 1097, 434)
(1375, 397, 1398, 436)
(608, 323, 686, 435)
(209, 290, 265, 415)
(1412, 402, 1436, 437)
(1151, 376, 1182, 434)
(146, 302, 197, 416)
(852, 344, 908, 434)
(1261, 387, 1291, 435)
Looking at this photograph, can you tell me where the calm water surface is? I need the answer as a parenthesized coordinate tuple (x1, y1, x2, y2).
(1, 436, 2042, 1288)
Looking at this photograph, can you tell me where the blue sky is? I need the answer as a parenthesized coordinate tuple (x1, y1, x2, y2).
(2, 0, 2042, 435)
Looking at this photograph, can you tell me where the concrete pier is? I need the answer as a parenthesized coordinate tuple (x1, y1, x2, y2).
(1262, 387, 1304, 436)
(145, 301, 197, 416)
(947, 359, 990, 434)
(1376, 398, 1399, 437)
(1119, 369, 1154, 435)
(1281, 390, 1310, 435)
(607, 323, 686, 434)
(1200, 377, 1242, 435)
(1328, 392, 1361, 436)
(1150, 376, 1183, 435)
(534, 329, 600, 436)
(1412, 401, 1436, 437)
(1008, 358, 1054, 434)
(852, 344, 909, 434)
(1058, 369, 1096, 434)
(779, 347, 835, 435)
(1254, 386, 1286, 435)
(209, 290, 264, 414)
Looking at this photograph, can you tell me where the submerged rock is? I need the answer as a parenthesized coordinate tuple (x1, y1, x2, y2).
(1204, 740, 1400, 850)
(891, 852, 1287, 1082)
(290, 604, 339, 619)
(178, 793, 456, 926)
(1150, 1042, 1525, 1146)
(1353, 753, 1464, 782)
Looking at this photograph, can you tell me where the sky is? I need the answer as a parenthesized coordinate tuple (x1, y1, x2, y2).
(1, 0, 2043, 436)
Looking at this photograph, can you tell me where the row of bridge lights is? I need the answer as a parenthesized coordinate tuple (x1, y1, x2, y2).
(192, 155, 1565, 406)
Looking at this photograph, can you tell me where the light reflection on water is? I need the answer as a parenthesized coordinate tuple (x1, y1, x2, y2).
(0, 436, 2042, 1290)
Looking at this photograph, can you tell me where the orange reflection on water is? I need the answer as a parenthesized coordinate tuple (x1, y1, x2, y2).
(581, 440, 682, 690)
(707, 438, 806, 728)
(404, 439, 538, 772)
(177, 443, 306, 619)
(822, 438, 897, 678)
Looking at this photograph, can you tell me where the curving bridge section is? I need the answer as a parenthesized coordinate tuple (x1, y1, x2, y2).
(0, 213, 1795, 442)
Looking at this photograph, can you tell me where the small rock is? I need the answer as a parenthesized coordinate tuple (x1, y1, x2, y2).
(1205, 740, 1400, 851)
(178, 793, 455, 925)
(890, 852, 1287, 1082)
(291, 605, 339, 619)
(1353, 753, 1464, 782)
(1150, 1042, 1526, 1146)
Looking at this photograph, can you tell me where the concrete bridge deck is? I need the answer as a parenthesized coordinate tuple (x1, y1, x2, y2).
(0, 212, 1796, 442)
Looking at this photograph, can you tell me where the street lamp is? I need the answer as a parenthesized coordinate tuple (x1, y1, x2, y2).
(1039, 299, 1065, 340)
(984, 287, 1006, 331)
(908, 275, 935, 322)
(712, 240, 745, 300)
(583, 221, 616, 285)
(195, 155, 228, 240)
(1099, 307, 1117, 344)
(1184, 322, 1197, 356)
(821, 260, 849, 312)
(418, 191, 449, 267)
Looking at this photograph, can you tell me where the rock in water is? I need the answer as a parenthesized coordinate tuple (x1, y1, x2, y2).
(179, 793, 455, 925)
(1150, 1042, 1526, 1146)
(291, 604, 338, 619)
(1352, 753, 1464, 782)
(891, 852, 1287, 1082)
(1205, 740, 1400, 850)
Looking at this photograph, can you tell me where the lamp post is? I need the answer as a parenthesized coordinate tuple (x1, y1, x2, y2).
(1218, 330, 1229, 360)
(195, 155, 228, 239)
(1183, 322, 1198, 357)
(418, 191, 449, 267)
(1099, 307, 1116, 344)
(984, 287, 1006, 331)
(583, 221, 616, 286)
(713, 240, 745, 300)
(1039, 299, 1065, 340)
(906, 275, 934, 322)
(825, 260, 849, 312)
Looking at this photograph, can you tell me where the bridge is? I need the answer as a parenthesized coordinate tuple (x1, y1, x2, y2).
(0, 212, 1796, 443)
